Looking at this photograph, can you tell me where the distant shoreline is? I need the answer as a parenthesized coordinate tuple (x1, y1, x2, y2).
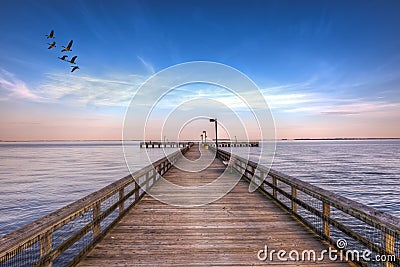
(1, 138, 400, 142)
(290, 137, 400, 141)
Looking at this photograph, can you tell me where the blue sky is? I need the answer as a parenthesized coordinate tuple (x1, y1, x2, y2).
(0, 0, 399, 140)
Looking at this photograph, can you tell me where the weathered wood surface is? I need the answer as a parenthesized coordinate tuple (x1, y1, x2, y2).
(78, 145, 352, 266)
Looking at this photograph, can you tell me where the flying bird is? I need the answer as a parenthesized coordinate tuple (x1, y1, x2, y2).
(47, 41, 56, 49)
(71, 66, 80, 73)
(61, 40, 73, 52)
(46, 29, 55, 39)
(67, 56, 78, 64)
(58, 55, 68, 61)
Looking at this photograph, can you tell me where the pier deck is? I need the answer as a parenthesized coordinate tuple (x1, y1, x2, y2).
(78, 145, 351, 266)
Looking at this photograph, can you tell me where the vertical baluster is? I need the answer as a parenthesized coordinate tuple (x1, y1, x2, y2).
(322, 202, 330, 238)
(272, 176, 277, 199)
(246, 165, 250, 179)
(381, 230, 395, 267)
(145, 172, 150, 190)
(291, 186, 297, 213)
(40, 231, 52, 267)
(93, 202, 101, 239)
(134, 180, 140, 202)
(154, 167, 159, 183)
(119, 188, 125, 213)
(260, 171, 265, 191)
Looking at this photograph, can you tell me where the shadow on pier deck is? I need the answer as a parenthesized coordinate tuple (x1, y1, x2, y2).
(78, 145, 351, 266)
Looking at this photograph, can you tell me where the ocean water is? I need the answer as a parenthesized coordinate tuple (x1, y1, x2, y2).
(223, 139, 400, 217)
(0, 141, 179, 237)
(0, 140, 399, 237)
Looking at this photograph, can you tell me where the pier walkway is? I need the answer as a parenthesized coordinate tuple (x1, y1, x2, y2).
(78, 145, 350, 266)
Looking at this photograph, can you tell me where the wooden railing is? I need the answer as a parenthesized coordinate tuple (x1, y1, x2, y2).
(216, 148, 400, 267)
(0, 145, 191, 267)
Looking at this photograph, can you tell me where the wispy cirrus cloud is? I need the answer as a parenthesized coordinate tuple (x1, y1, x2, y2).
(137, 56, 155, 74)
(265, 89, 400, 117)
(1, 66, 399, 120)
(0, 68, 42, 101)
(37, 72, 147, 106)
(0, 67, 150, 106)
(319, 101, 400, 116)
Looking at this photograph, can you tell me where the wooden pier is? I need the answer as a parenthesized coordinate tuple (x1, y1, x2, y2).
(140, 141, 193, 148)
(207, 141, 259, 147)
(0, 144, 399, 266)
(78, 145, 348, 266)
(139, 141, 258, 148)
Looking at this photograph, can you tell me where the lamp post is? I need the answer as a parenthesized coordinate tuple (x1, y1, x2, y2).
(202, 131, 207, 144)
(209, 118, 218, 148)
(200, 134, 203, 144)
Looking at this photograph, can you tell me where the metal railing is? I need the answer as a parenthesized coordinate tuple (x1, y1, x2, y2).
(216, 148, 400, 267)
(0, 145, 191, 267)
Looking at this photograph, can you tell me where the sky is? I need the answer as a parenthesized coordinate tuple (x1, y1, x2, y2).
(0, 0, 399, 141)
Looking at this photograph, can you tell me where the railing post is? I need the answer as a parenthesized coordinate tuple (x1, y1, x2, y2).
(246, 165, 251, 179)
(154, 167, 159, 183)
(93, 202, 101, 239)
(260, 171, 265, 190)
(381, 230, 395, 267)
(291, 186, 297, 213)
(134, 180, 139, 202)
(119, 188, 125, 214)
(40, 231, 52, 267)
(250, 165, 255, 179)
(145, 172, 150, 190)
(272, 176, 277, 199)
(322, 202, 330, 238)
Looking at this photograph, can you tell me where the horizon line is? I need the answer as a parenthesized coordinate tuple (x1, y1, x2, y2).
(1, 137, 400, 142)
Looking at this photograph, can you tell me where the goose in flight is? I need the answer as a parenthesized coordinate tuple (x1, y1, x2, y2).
(46, 29, 55, 39)
(61, 40, 73, 52)
(71, 66, 80, 73)
(58, 55, 68, 61)
(67, 56, 78, 64)
(47, 41, 56, 49)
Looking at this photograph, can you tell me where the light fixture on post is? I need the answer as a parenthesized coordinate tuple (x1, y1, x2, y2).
(202, 131, 207, 144)
(200, 134, 203, 145)
(209, 118, 218, 149)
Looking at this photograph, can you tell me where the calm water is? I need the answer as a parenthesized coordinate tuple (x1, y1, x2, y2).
(0, 140, 399, 237)
(0, 141, 179, 236)
(224, 139, 400, 217)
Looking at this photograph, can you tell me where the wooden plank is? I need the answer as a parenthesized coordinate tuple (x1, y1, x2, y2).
(78, 145, 353, 266)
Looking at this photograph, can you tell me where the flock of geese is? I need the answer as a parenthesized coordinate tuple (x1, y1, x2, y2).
(46, 29, 80, 73)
